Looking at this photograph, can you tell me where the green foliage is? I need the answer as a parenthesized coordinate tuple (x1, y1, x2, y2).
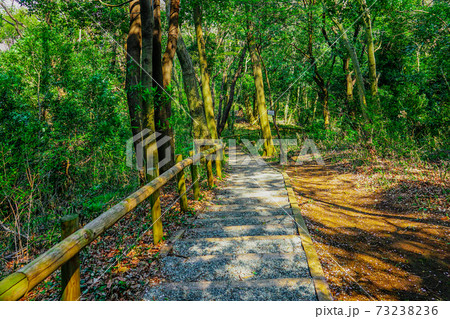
(0, 21, 134, 253)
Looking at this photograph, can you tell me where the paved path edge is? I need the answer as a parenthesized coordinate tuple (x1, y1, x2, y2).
(281, 171, 333, 301)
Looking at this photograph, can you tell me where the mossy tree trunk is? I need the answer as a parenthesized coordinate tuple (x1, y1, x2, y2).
(358, 0, 380, 106)
(176, 29, 210, 140)
(154, 0, 180, 174)
(217, 47, 247, 136)
(152, 0, 164, 128)
(126, 0, 146, 184)
(194, 5, 219, 140)
(247, 24, 275, 156)
(343, 56, 356, 119)
(332, 17, 369, 124)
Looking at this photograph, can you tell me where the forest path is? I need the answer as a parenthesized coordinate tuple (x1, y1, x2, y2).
(143, 146, 323, 300)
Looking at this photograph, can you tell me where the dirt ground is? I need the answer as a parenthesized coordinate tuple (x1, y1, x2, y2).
(282, 156, 449, 301)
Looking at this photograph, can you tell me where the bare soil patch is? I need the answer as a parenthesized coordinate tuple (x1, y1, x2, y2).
(282, 156, 449, 300)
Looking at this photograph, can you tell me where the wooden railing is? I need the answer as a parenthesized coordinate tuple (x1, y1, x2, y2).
(0, 145, 223, 301)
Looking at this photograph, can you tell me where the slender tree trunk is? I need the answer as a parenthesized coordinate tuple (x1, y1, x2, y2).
(217, 73, 227, 126)
(310, 57, 332, 130)
(284, 92, 290, 124)
(244, 92, 255, 123)
(0, 2, 23, 37)
(126, 0, 145, 183)
(358, 0, 379, 101)
(176, 30, 210, 140)
(162, 0, 180, 87)
(322, 89, 330, 129)
(343, 56, 356, 119)
(211, 74, 217, 113)
(228, 104, 235, 133)
(272, 104, 283, 159)
(194, 6, 218, 139)
(332, 18, 369, 123)
(140, 0, 154, 126)
(217, 61, 233, 126)
(218, 47, 246, 135)
(156, 0, 180, 173)
(260, 49, 282, 149)
(140, 0, 158, 183)
(247, 25, 274, 156)
(312, 92, 318, 122)
(287, 87, 299, 125)
(152, 0, 164, 116)
(260, 51, 274, 110)
(252, 92, 258, 122)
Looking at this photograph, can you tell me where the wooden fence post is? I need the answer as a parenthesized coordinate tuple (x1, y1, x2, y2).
(215, 147, 222, 179)
(206, 154, 214, 188)
(221, 147, 225, 167)
(61, 214, 80, 301)
(189, 151, 200, 200)
(151, 189, 163, 244)
(176, 155, 189, 212)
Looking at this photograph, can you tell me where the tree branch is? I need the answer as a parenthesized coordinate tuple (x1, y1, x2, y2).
(97, 0, 133, 8)
(0, 1, 23, 36)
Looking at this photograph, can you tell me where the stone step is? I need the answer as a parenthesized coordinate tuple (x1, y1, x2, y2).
(217, 189, 288, 198)
(160, 253, 310, 282)
(219, 186, 285, 192)
(184, 224, 297, 239)
(143, 278, 317, 301)
(198, 209, 292, 219)
(227, 179, 284, 185)
(221, 182, 286, 189)
(214, 196, 289, 206)
(193, 215, 294, 228)
(227, 171, 276, 176)
(227, 179, 285, 187)
(172, 235, 304, 257)
(205, 204, 292, 212)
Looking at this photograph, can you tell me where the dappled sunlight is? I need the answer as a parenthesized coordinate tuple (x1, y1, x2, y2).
(283, 161, 449, 301)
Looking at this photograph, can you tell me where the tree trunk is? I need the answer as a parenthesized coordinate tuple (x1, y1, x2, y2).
(217, 72, 227, 127)
(217, 60, 233, 127)
(152, 0, 164, 120)
(284, 91, 290, 124)
(125, 0, 145, 184)
(194, 6, 218, 140)
(243, 92, 255, 123)
(332, 18, 369, 123)
(217, 47, 246, 136)
(343, 56, 356, 119)
(156, 0, 180, 173)
(176, 29, 210, 140)
(0, 2, 23, 37)
(140, 0, 158, 182)
(322, 89, 330, 130)
(358, 0, 379, 101)
(306, 2, 332, 130)
(247, 25, 274, 156)
(252, 92, 258, 122)
(289, 86, 300, 124)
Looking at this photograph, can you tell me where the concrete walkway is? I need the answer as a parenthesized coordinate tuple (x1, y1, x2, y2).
(144, 146, 318, 300)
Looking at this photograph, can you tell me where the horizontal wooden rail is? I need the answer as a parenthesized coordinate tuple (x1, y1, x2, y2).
(0, 145, 223, 301)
